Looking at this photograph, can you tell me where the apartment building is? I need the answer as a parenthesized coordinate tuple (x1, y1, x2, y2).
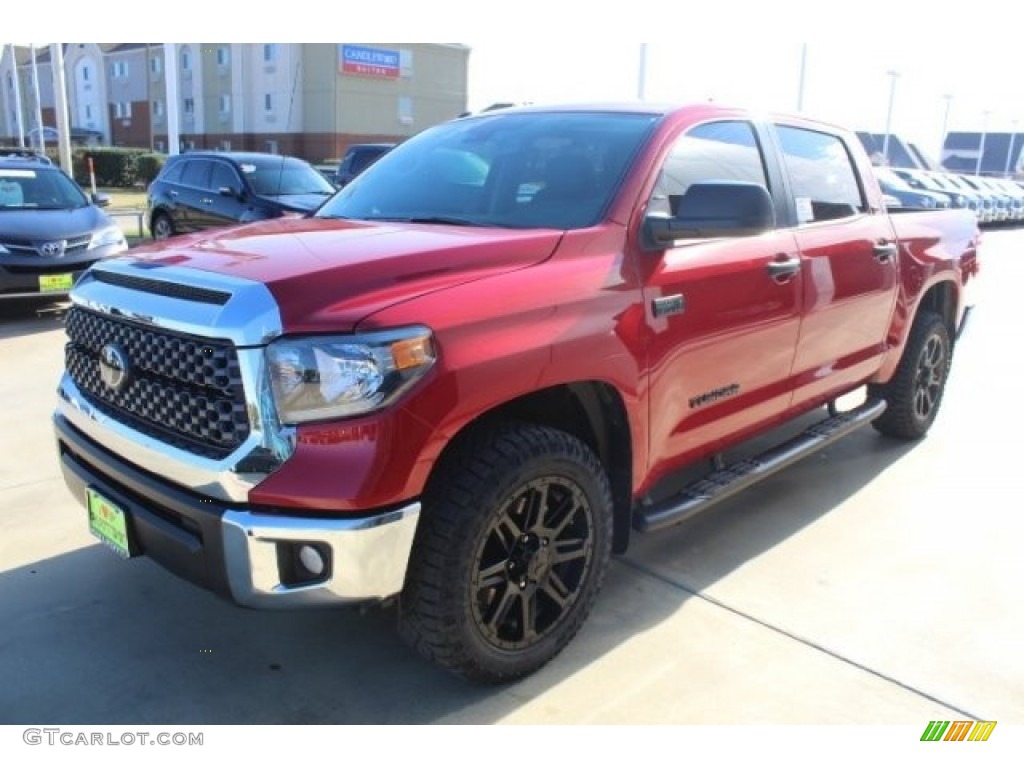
(2, 44, 470, 161)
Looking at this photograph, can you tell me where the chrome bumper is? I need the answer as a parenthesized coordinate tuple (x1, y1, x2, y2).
(55, 410, 419, 609)
(221, 504, 420, 608)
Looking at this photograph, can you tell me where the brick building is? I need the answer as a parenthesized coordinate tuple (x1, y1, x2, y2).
(1, 43, 470, 162)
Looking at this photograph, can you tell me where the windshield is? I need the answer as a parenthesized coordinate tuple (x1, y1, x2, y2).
(316, 111, 659, 229)
(0, 167, 89, 209)
(241, 158, 335, 196)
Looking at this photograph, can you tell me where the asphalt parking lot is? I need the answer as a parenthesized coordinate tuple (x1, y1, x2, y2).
(0, 228, 1021, 726)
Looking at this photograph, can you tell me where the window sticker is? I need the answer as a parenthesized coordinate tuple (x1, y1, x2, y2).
(239, 164, 256, 174)
(795, 196, 814, 223)
(0, 169, 36, 178)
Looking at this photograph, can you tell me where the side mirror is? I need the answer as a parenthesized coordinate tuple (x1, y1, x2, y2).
(218, 185, 240, 198)
(91, 192, 110, 208)
(643, 181, 775, 249)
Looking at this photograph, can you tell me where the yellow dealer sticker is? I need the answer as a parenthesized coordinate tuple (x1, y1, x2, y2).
(86, 488, 133, 559)
(39, 273, 74, 293)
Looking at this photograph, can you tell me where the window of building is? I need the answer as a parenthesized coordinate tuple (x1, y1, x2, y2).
(183, 97, 195, 114)
(648, 121, 769, 219)
(217, 47, 229, 66)
(264, 93, 273, 112)
(155, 140, 165, 153)
(152, 100, 164, 118)
(110, 60, 128, 78)
(114, 102, 133, 119)
(181, 49, 191, 71)
(398, 96, 413, 125)
(265, 139, 279, 154)
(85, 105, 92, 120)
(81, 66, 90, 82)
(219, 140, 232, 153)
(219, 94, 231, 113)
(263, 44, 276, 63)
(400, 49, 414, 78)
(150, 56, 162, 75)
(775, 124, 866, 223)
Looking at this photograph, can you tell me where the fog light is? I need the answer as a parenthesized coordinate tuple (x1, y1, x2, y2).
(298, 544, 326, 576)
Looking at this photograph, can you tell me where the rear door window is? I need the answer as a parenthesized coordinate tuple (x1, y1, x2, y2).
(775, 125, 866, 223)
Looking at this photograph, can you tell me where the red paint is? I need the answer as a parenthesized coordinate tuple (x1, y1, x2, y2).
(161, 104, 977, 516)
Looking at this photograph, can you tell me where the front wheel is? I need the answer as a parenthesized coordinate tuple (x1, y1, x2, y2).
(868, 311, 952, 439)
(399, 424, 613, 684)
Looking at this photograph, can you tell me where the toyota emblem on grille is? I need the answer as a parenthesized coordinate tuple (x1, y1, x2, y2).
(40, 240, 67, 257)
(99, 343, 131, 392)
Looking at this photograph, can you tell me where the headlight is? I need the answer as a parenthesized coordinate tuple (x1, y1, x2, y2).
(266, 327, 436, 424)
(0, 244, 8, 254)
(88, 226, 127, 252)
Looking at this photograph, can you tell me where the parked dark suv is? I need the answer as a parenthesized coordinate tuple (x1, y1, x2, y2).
(146, 151, 336, 240)
(1, 153, 127, 301)
(335, 143, 395, 187)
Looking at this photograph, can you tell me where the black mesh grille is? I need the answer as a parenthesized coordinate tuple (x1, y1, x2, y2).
(64, 307, 249, 459)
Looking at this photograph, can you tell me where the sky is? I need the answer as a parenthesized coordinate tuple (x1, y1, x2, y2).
(465, 39, 1024, 164)
(9, 0, 1024, 165)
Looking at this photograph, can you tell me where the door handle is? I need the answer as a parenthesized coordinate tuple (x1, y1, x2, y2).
(767, 256, 802, 280)
(874, 242, 898, 262)
(168, 190, 178, 197)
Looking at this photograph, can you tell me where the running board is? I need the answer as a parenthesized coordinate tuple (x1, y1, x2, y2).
(634, 399, 887, 533)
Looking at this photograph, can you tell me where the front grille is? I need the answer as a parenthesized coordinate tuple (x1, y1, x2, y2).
(64, 306, 249, 459)
(0, 234, 91, 257)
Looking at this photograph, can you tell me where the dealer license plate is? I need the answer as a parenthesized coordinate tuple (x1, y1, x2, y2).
(39, 273, 74, 293)
(87, 488, 134, 559)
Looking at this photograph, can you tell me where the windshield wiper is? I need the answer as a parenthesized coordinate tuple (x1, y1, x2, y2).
(407, 216, 480, 226)
(358, 215, 480, 226)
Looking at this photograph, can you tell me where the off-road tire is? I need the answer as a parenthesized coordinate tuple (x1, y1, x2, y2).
(868, 311, 952, 439)
(398, 423, 613, 684)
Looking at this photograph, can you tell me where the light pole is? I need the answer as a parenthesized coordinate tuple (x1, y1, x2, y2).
(796, 43, 808, 112)
(50, 44, 72, 173)
(3, 45, 26, 148)
(976, 110, 991, 176)
(637, 44, 648, 101)
(1004, 119, 1018, 177)
(939, 93, 953, 169)
(29, 44, 45, 153)
(881, 70, 900, 165)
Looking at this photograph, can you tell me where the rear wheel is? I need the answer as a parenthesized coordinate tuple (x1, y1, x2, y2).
(151, 212, 174, 240)
(868, 311, 951, 439)
(399, 424, 613, 684)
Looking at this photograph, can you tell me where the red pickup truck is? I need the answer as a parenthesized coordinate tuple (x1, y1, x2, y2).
(54, 104, 979, 683)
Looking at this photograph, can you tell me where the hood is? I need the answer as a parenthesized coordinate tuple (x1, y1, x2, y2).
(117, 217, 564, 332)
(0, 205, 113, 241)
(258, 193, 332, 213)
